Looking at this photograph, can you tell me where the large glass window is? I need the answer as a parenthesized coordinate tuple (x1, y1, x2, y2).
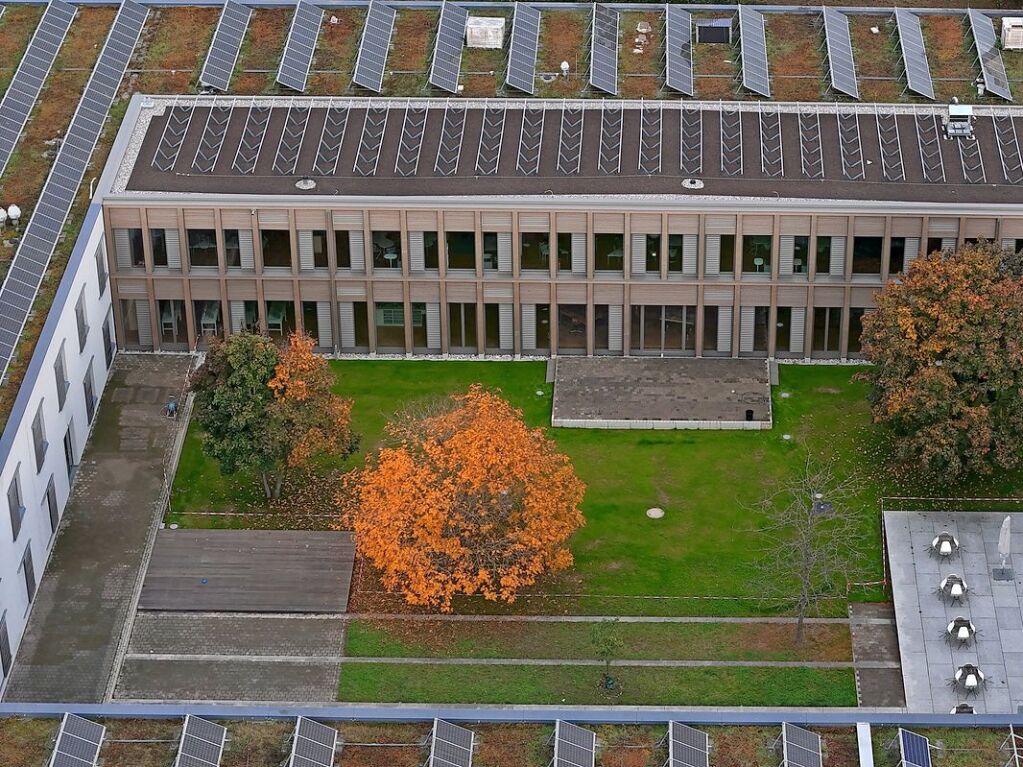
(556, 233, 573, 272)
(594, 233, 625, 272)
(224, 229, 242, 269)
(335, 231, 351, 269)
(815, 236, 832, 274)
(301, 302, 321, 346)
(126, 228, 145, 268)
(193, 300, 222, 341)
(793, 235, 809, 274)
(813, 307, 842, 353)
(534, 304, 551, 351)
(449, 303, 477, 350)
(422, 232, 439, 271)
(372, 231, 402, 269)
(482, 233, 499, 271)
(521, 232, 549, 270)
(353, 301, 370, 348)
(848, 308, 867, 355)
(558, 305, 586, 352)
(742, 235, 772, 274)
(888, 237, 906, 275)
(265, 300, 295, 337)
(751, 306, 769, 352)
(594, 305, 610, 351)
(310, 230, 328, 269)
(410, 303, 429, 349)
(261, 230, 292, 269)
(852, 237, 883, 275)
(775, 307, 793, 354)
(630, 305, 695, 354)
(188, 229, 218, 268)
(158, 300, 186, 346)
(643, 234, 660, 273)
(151, 229, 168, 268)
(375, 302, 406, 349)
(484, 304, 501, 349)
(702, 306, 722, 355)
(447, 231, 475, 270)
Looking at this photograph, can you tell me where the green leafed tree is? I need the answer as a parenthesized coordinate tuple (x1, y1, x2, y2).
(857, 244, 1023, 479)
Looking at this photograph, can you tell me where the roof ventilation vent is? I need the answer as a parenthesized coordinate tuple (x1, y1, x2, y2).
(681, 178, 704, 190)
(295, 177, 317, 191)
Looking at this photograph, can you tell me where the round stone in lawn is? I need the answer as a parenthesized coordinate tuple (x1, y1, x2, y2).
(646, 507, 665, 519)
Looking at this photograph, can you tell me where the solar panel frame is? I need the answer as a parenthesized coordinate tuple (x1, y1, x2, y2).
(353, 0, 396, 92)
(968, 9, 1011, 102)
(276, 0, 323, 92)
(899, 729, 932, 767)
(287, 717, 337, 767)
(894, 8, 934, 100)
(429, 2, 469, 94)
(48, 713, 106, 767)
(553, 721, 596, 767)
(822, 7, 859, 99)
(668, 722, 710, 767)
(589, 3, 619, 95)
(738, 5, 770, 97)
(199, 0, 252, 92)
(428, 719, 474, 767)
(174, 715, 227, 767)
(664, 5, 694, 96)
(506, 3, 541, 95)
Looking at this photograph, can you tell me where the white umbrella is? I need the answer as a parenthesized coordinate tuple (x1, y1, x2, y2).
(998, 515, 1012, 568)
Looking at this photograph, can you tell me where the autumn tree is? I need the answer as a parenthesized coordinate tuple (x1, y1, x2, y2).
(190, 332, 357, 499)
(857, 244, 1023, 478)
(343, 385, 586, 612)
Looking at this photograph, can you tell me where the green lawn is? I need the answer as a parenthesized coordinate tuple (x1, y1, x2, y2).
(336, 663, 858, 707)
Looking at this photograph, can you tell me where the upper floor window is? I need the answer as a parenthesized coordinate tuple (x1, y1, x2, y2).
(260, 230, 292, 269)
(188, 229, 219, 268)
(32, 405, 47, 472)
(113, 228, 145, 270)
(7, 470, 25, 541)
(54, 343, 69, 411)
(75, 291, 89, 352)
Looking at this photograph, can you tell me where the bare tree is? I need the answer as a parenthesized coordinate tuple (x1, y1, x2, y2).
(753, 456, 867, 646)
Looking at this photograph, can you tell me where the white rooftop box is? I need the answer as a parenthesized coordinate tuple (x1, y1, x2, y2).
(1002, 17, 1023, 50)
(466, 16, 506, 48)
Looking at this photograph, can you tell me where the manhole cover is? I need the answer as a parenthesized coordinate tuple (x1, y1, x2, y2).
(646, 508, 665, 519)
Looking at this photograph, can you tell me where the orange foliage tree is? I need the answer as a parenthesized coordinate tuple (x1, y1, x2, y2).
(342, 385, 586, 611)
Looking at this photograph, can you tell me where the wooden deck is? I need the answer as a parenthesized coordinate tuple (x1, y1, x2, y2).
(138, 530, 355, 612)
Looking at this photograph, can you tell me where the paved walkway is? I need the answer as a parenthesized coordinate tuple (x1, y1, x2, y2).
(850, 603, 906, 708)
(339, 657, 898, 669)
(2, 355, 193, 703)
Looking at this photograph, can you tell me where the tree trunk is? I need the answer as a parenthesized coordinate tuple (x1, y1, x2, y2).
(794, 608, 807, 647)
(272, 473, 284, 499)
(260, 472, 272, 500)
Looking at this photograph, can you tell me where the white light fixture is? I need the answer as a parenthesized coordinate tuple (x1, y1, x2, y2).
(7, 204, 21, 227)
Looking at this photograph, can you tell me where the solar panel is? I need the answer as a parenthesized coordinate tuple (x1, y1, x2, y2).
(428, 719, 474, 767)
(0, 0, 78, 176)
(551, 721, 596, 767)
(899, 729, 931, 767)
(353, 0, 396, 92)
(506, 3, 541, 95)
(589, 3, 619, 95)
(0, 0, 147, 384)
(664, 5, 694, 96)
(968, 10, 1011, 102)
(48, 713, 105, 767)
(667, 722, 709, 767)
(287, 717, 337, 767)
(822, 7, 859, 99)
(276, 0, 323, 92)
(894, 9, 934, 100)
(429, 2, 469, 93)
(738, 6, 770, 97)
(779, 723, 822, 767)
(174, 715, 227, 767)
(199, 1, 252, 92)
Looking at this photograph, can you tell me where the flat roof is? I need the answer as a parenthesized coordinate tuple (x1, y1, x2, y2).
(115, 96, 1023, 207)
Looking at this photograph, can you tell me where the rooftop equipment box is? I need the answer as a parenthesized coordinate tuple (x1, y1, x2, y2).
(466, 16, 506, 48)
(1002, 17, 1023, 49)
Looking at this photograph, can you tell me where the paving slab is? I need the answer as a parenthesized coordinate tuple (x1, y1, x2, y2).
(127, 613, 345, 657)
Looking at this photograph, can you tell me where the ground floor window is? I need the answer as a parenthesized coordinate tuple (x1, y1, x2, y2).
(630, 305, 695, 354)
(449, 303, 477, 351)
(265, 301, 295, 338)
(159, 300, 186, 347)
(848, 307, 867, 355)
(193, 300, 222, 344)
(558, 304, 586, 352)
(813, 307, 842, 353)
(375, 302, 406, 349)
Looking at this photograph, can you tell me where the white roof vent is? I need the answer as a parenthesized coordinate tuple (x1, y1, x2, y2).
(465, 16, 505, 49)
(1002, 17, 1023, 49)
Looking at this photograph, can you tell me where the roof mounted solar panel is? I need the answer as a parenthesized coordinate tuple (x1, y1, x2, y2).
(897, 729, 932, 767)
(353, 1, 396, 92)
(894, 8, 934, 100)
(738, 5, 770, 97)
(427, 719, 474, 767)
(429, 2, 469, 93)
(287, 717, 338, 767)
(968, 9, 1012, 101)
(506, 3, 541, 95)
(589, 3, 619, 95)
(666, 722, 710, 767)
(550, 721, 596, 767)
(199, 1, 252, 92)
(48, 713, 105, 767)
(0, 0, 78, 176)
(664, 5, 694, 96)
(0, 0, 148, 384)
(822, 7, 859, 99)
(276, 0, 323, 92)
(777, 723, 822, 767)
(174, 715, 227, 767)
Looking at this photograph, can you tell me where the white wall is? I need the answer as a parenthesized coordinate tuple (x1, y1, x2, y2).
(0, 211, 114, 698)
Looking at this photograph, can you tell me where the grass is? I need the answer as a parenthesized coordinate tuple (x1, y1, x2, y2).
(873, 728, 1009, 767)
(337, 662, 858, 706)
(0, 717, 57, 767)
(344, 618, 853, 661)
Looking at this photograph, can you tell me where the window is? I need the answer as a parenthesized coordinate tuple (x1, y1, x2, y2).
(775, 306, 793, 353)
(848, 308, 867, 355)
(482, 233, 499, 271)
(556, 233, 573, 272)
(521, 232, 549, 270)
(63, 424, 75, 480)
(372, 231, 402, 269)
(815, 236, 832, 274)
(151, 229, 168, 268)
(751, 306, 770, 352)
(643, 234, 660, 273)
(158, 300, 186, 346)
(717, 235, 736, 273)
(535, 304, 551, 350)
(594, 305, 610, 351)
(125, 228, 145, 268)
(75, 291, 89, 352)
(22, 547, 35, 603)
(448, 303, 477, 350)
(265, 301, 295, 337)
(889, 238, 906, 275)
(103, 313, 115, 368)
(32, 405, 47, 472)
(54, 344, 69, 410)
(193, 301, 222, 342)
(375, 302, 406, 348)
(484, 304, 501, 349)
(45, 478, 59, 536)
(793, 236, 809, 274)
(83, 361, 96, 423)
(7, 471, 25, 541)
(95, 243, 108, 295)
(594, 233, 624, 272)
(813, 307, 842, 353)
(852, 237, 883, 275)
(558, 305, 586, 352)
(422, 232, 439, 270)
(926, 237, 945, 255)
(0, 612, 11, 680)
(312, 230, 328, 269)
(261, 230, 292, 269)
(188, 229, 218, 268)
(335, 231, 351, 269)
(630, 306, 695, 354)
(352, 302, 370, 347)
(446, 232, 475, 270)
(742, 235, 772, 274)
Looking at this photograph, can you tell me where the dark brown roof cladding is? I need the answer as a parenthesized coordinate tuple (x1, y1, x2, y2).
(125, 100, 1023, 206)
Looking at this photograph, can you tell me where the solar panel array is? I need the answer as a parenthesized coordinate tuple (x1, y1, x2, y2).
(667, 723, 710, 767)
(552, 721, 596, 767)
(779, 723, 822, 767)
(894, 9, 934, 100)
(589, 3, 618, 95)
(352, 0, 396, 92)
(276, 1, 323, 92)
(738, 6, 770, 97)
(287, 717, 338, 767)
(427, 719, 475, 767)
(0, 0, 148, 384)
(664, 5, 694, 96)
(822, 7, 859, 99)
(899, 729, 932, 767)
(968, 10, 1012, 102)
(506, 3, 541, 95)
(0, 0, 77, 176)
(429, 2, 469, 93)
(49, 714, 105, 767)
(174, 715, 227, 767)
(199, 0, 252, 92)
